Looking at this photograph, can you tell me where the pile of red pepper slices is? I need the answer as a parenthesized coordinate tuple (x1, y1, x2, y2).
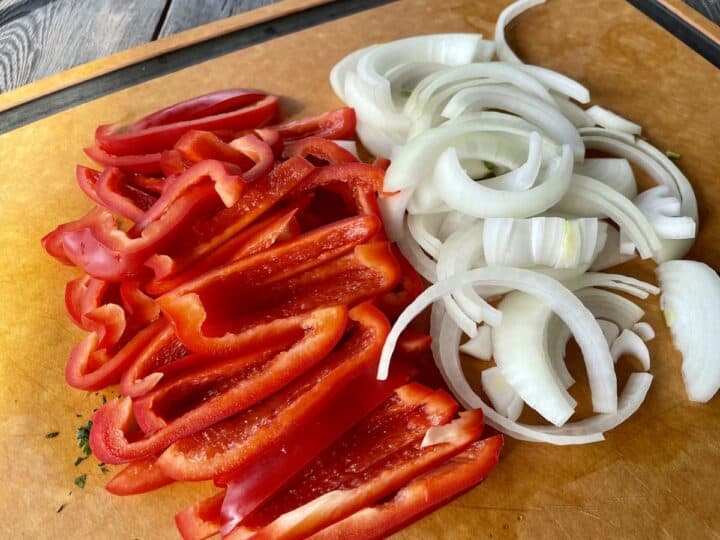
(42, 89, 503, 539)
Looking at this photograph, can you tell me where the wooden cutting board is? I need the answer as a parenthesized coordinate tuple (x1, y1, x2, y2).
(1, 0, 718, 538)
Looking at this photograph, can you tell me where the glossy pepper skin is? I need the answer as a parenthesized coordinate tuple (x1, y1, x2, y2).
(156, 303, 393, 482)
(88, 306, 348, 464)
(95, 90, 278, 155)
(309, 436, 504, 540)
(105, 457, 174, 496)
(226, 390, 481, 540)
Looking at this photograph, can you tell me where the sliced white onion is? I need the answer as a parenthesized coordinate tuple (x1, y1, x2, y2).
(546, 315, 575, 388)
(657, 260, 720, 402)
(632, 322, 655, 342)
(581, 129, 698, 261)
(591, 224, 636, 271)
(586, 105, 641, 135)
(598, 319, 620, 345)
(330, 45, 376, 102)
(611, 329, 651, 371)
(481, 366, 524, 421)
(634, 186, 696, 240)
(435, 144, 573, 218)
(378, 267, 618, 414)
(395, 222, 437, 282)
(574, 158, 637, 199)
(495, 0, 546, 63)
(553, 95, 594, 128)
(406, 213, 444, 259)
(460, 325, 493, 360)
(554, 174, 661, 260)
(564, 272, 659, 299)
(436, 314, 606, 445)
(533, 373, 652, 438)
(493, 291, 577, 426)
(518, 65, 590, 104)
(404, 62, 555, 120)
(378, 188, 412, 241)
(441, 85, 584, 160)
(574, 287, 645, 329)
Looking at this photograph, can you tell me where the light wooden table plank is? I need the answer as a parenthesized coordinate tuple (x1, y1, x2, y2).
(158, 0, 281, 38)
(0, 0, 167, 92)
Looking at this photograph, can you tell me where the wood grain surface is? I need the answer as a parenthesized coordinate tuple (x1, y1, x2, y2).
(0, 0, 282, 93)
(0, 0, 166, 92)
(684, 0, 720, 23)
(0, 0, 719, 539)
(157, 0, 281, 38)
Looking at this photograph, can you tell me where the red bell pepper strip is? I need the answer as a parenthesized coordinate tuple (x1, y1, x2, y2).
(129, 319, 338, 435)
(96, 92, 278, 155)
(119, 278, 160, 327)
(175, 492, 225, 540)
(174, 130, 256, 169)
(44, 160, 246, 280)
(309, 435, 504, 540)
(143, 156, 315, 282)
(396, 327, 433, 357)
(75, 165, 105, 207)
(217, 356, 416, 534)
(296, 163, 385, 227)
(66, 318, 165, 391)
(160, 149, 189, 176)
(128, 89, 270, 132)
(282, 136, 358, 165)
(89, 306, 347, 464)
(376, 246, 425, 320)
(156, 217, 387, 356)
(119, 322, 187, 397)
(65, 274, 112, 329)
(371, 157, 391, 170)
(271, 108, 356, 141)
(227, 391, 477, 540)
(105, 457, 174, 496)
(145, 203, 302, 295)
(155, 303, 390, 482)
(84, 145, 163, 175)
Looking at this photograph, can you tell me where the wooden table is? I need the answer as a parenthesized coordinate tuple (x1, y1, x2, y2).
(0, 0, 718, 95)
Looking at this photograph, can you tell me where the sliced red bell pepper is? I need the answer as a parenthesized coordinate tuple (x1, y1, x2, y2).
(105, 456, 174, 496)
(396, 327, 433, 357)
(145, 204, 301, 295)
(174, 130, 256, 169)
(89, 306, 347, 464)
(66, 318, 165, 391)
(96, 91, 278, 155)
(271, 108, 356, 141)
(175, 492, 225, 540)
(65, 274, 112, 329)
(371, 157, 391, 170)
(309, 435, 504, 540)
(119, 278, 160, 327)
(376, 246, 425, 320)
(160, 149, 190, 176)
(143, 156, 315, 282)
(157, 218, 387, 355)
(44, 160, 246, 280)
(217, 356, 417, 534)
(84, 145, 163, 175)
(119, 321, 187, 397)
(282, 136, 358, 165)
(227, 391, 478, 540)
(156, 303, 392, 483)
(75, 165, 105, 207)
(129, 319, 335, 435)
(128, 89, 270, 132)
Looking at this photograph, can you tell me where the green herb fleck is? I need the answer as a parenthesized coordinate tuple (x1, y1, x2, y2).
(101, 395, 107, 404)
(74, 474, 87, 489)
(56, 503, 67, 513)
(482, 160, 496, 171)
(99, 465, 110, 474)
(400, 89, 412, 98)
(75, 414, 82, 418)
(76, 420, 92, 457)
(73, 456, 87, 467)
(45, 431, 60, 439)
(665, 150, 681, 159)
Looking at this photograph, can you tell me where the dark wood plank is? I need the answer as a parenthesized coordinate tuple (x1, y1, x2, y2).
(0, 0, 167, 93)
(684, 0, 720, 24)
(158, 0, 281, 38)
